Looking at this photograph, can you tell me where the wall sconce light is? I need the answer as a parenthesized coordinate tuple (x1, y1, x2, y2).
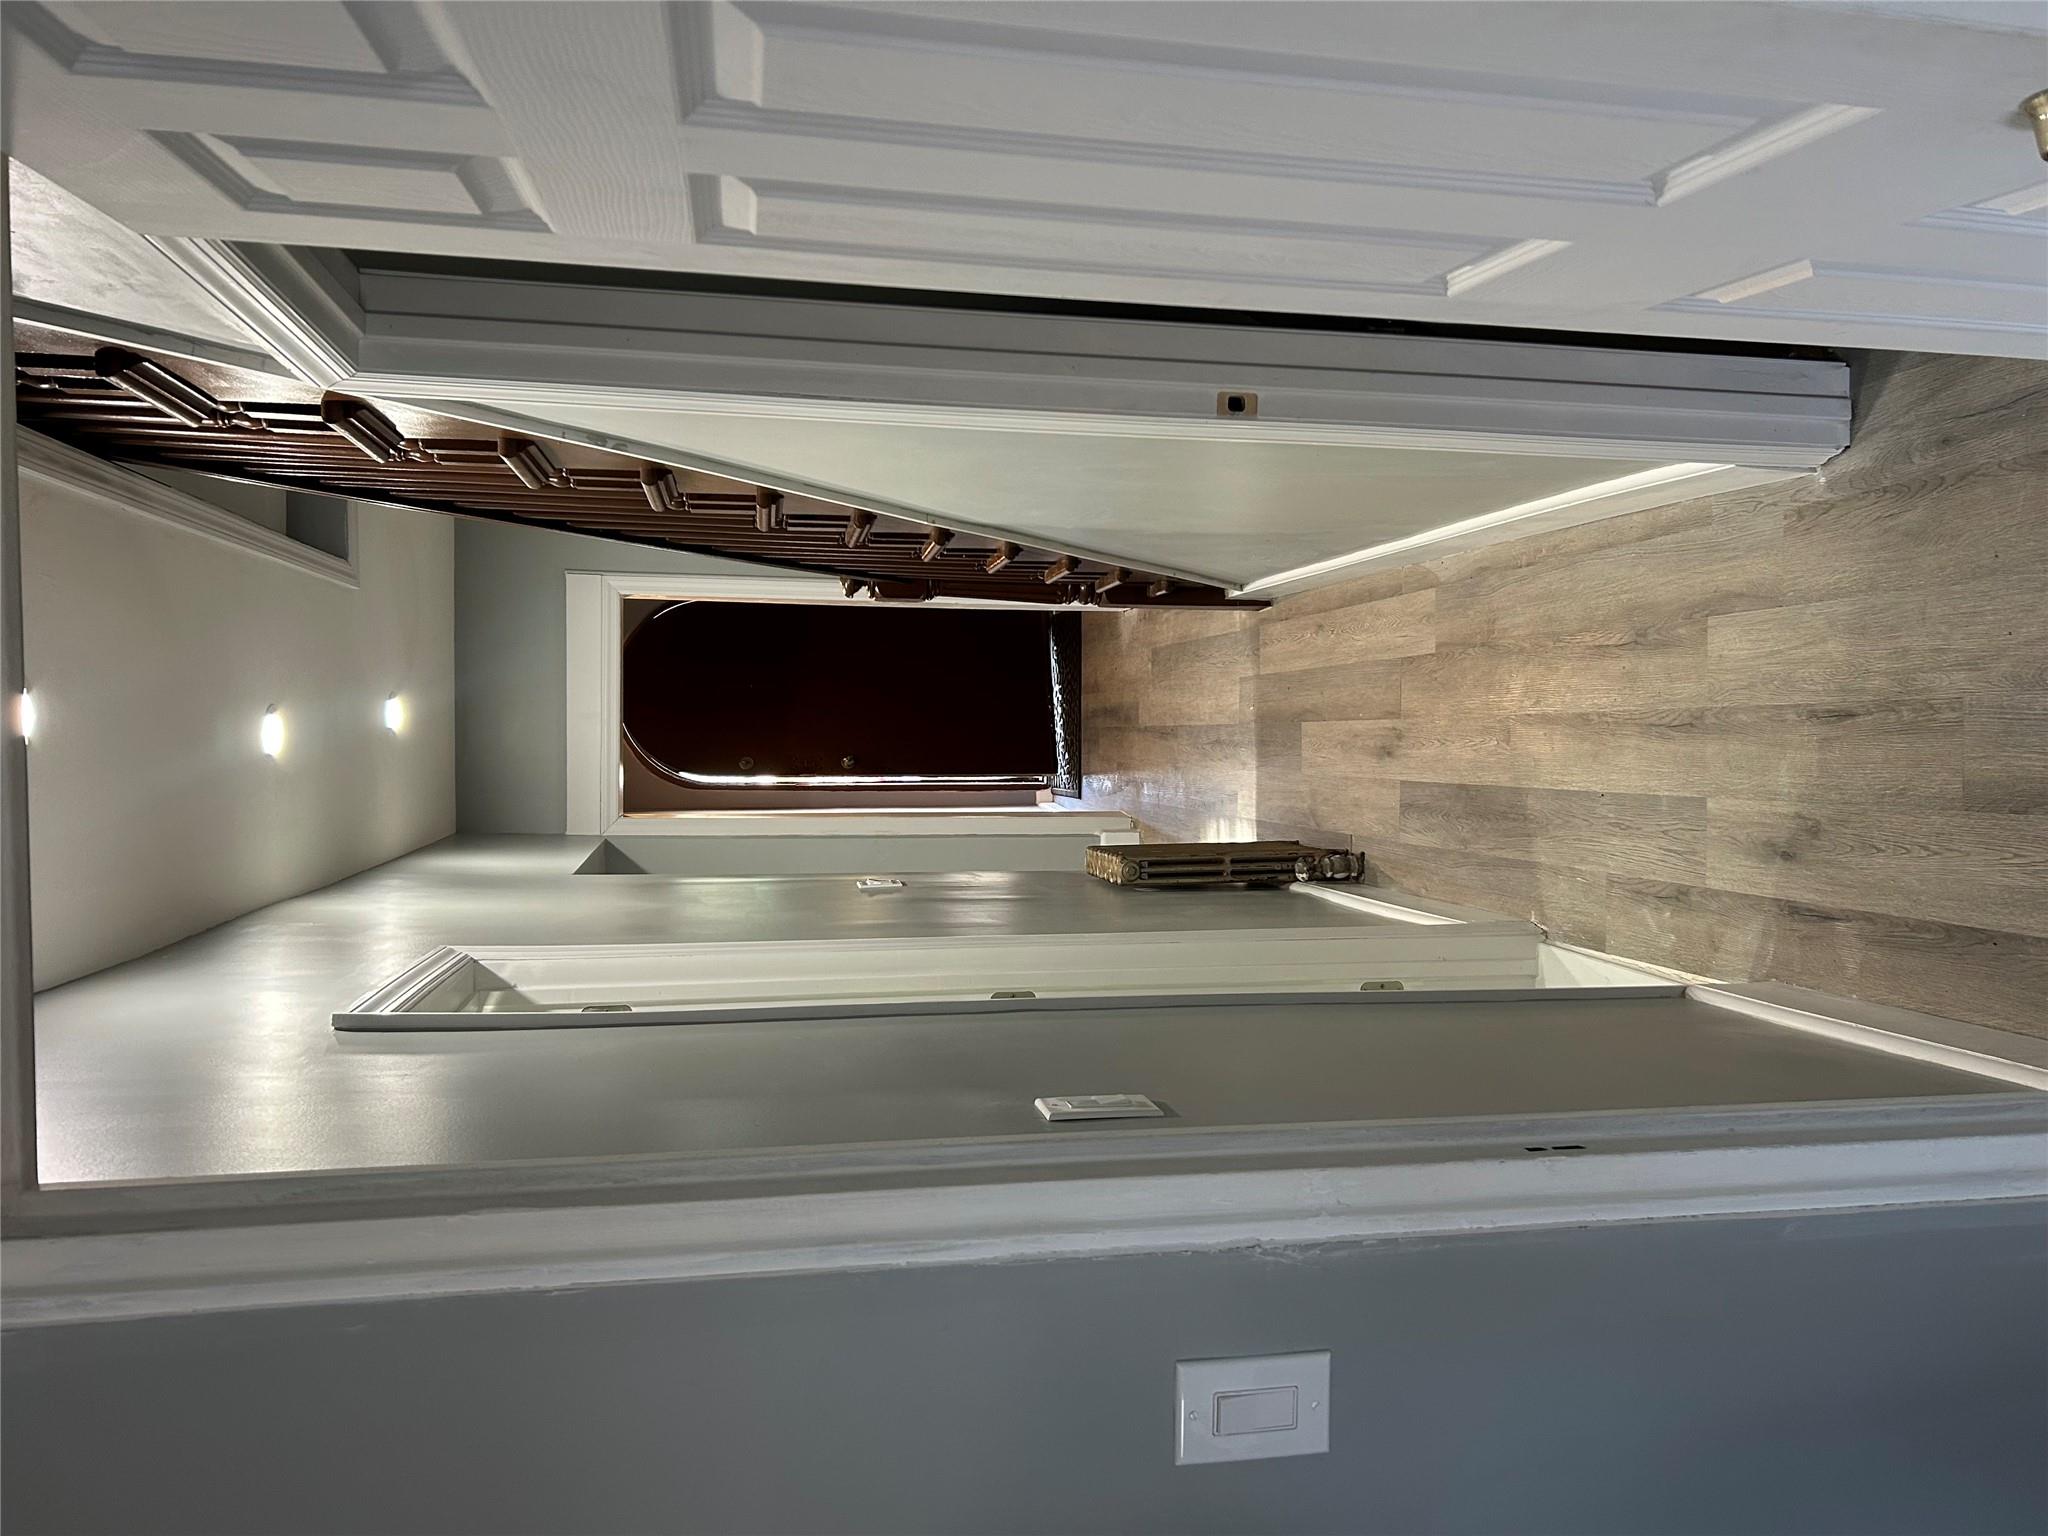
(15, 690, 37, 742)
(259, 706, 286, 759)
(383, 694, 407, 734)
(2025, 91, 2048, 161)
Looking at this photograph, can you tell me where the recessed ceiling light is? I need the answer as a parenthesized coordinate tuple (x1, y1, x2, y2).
(16, 690, 37, 742)
(259, 706, 285, 759)
(383, 694, 407, 733)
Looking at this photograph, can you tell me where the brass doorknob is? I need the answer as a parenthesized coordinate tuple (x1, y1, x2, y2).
(2024, 90, 2048, 161)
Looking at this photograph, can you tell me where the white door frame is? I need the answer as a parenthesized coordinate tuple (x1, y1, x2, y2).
(563, 569, 1135, 840)
(332, 911, 1554, 1028)
(8, 1091, 2042, 1327)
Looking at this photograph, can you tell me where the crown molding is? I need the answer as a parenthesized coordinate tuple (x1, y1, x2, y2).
(145, 238, 360, 388)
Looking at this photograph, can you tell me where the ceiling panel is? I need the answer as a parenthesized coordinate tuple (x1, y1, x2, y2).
(529, 404, 1664, 586)
(5, 0, 2043, 356)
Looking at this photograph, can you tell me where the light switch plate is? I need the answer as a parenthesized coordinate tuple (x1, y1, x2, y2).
(1034, 1093, 1164, 1121)
(1176, 1352, 1330, 1465)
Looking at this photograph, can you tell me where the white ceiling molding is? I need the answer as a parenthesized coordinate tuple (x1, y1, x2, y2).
(564, 569, 1133, 835)
(144, 237, 359, 387)
(1660, 260, 2048, 340)
(340, 261, 1853, 468)
(322, 266, 1846, 589)
(1693, 983, 2048, 1092)
(8, 1093, 2041, 1322)
(1650, 103, 1882, 206)
(9, 296, 288, 379)
(1236, 463, 1803, 598)
(6, 1, 2042, 357)
(18, 231, 1848, 592)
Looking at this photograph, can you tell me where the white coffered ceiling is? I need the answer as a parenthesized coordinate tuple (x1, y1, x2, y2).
(6, 0, 2044, 357)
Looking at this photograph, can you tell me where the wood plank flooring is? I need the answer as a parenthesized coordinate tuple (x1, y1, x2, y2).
(1082, 352, 2048, 1035)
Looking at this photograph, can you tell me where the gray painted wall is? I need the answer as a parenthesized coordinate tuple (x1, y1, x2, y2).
(453, 519, 767, 833)
(20, 472, 456, 986)
(6, 1202, 2042, 1535)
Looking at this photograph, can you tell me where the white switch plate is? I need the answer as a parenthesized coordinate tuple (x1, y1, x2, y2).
(1034, 1093, 1164, 1121)
(1176, 1352, 1330, 1465)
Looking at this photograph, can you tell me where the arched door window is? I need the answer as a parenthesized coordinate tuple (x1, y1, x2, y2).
(622, 602, 1065, 808)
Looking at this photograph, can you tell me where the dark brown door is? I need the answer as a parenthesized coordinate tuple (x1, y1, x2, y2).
(623, 602, 1056, 784)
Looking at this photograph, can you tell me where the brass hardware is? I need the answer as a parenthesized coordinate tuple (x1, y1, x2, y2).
(984, 541, 1019, 574)
(2025, 90, 2048, 160)
(1217, 390, 1258, 419)
(919, 527, 953, 561)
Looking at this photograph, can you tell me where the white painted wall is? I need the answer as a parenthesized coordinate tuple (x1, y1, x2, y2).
(19, 465, 455, 988)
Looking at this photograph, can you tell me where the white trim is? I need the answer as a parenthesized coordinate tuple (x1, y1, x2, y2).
(564, 570, 1138, 838)
(562, 570, 609, 834)
(345, 261, 1854, 468)
(1237, 464, 1801, 597)
(1653, 105, 1881, 206)
(1692, 983, 2048, 1093)
(1291, 882, 1490, 926)
(144, 237, 358, 388)
(1, 113, 36, 1201)
(17, 431, 358, 588)
(7, 1098, 2040, 1326)
(364, 373, 1850, 468)
(1538, 941, 1715, 988)
(1442, 237, 1572, 297)
(9, 297, 290, 379)
(342, 945, 473, 1018)
(333, 922, 1548, 1027)
(1697, 260, 1821, 306)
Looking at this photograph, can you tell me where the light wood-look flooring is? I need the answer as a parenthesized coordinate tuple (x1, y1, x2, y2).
(1082, 352, 2048, 1035)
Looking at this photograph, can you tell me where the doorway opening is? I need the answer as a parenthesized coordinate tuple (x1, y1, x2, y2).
(620, 600, 1081, 813)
